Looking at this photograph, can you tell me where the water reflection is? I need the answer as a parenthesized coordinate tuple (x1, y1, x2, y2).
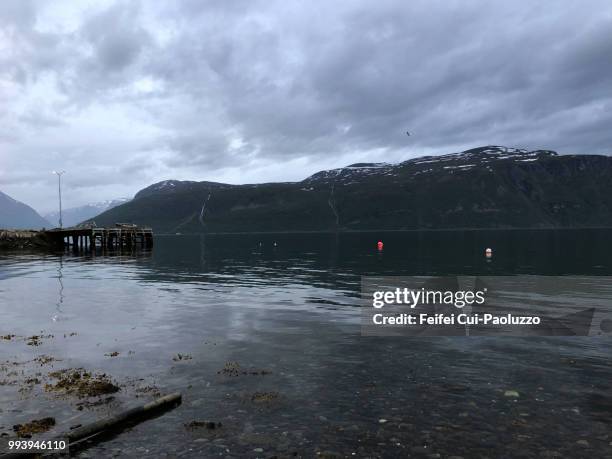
(52, 255, 65, 322)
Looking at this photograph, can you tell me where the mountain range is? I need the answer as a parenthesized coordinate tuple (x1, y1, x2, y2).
(43, 199, 130, 228)
(0, 193, 131, 230)
(0, 190, 50, 229)
(89, 146, 612, 233)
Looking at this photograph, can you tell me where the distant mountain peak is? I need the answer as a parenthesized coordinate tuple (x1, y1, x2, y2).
(156, 180, 196, 189)
(0, 190, 50, 229)
(43, 198, 131, 227)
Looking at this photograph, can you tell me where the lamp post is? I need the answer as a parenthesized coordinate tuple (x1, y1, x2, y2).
(52, 170, 65, 228)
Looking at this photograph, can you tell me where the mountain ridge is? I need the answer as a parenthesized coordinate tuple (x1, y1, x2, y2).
(89, 146, 612, 233)
(0, 190, 50, 229)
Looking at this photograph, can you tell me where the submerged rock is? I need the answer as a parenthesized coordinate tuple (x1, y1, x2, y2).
(45, 369, 119, 398)
(13, 417, 55, 438)
(251, 392, 279, 403)
(185, 420, 222, 430)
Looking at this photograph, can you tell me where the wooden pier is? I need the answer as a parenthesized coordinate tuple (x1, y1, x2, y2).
(45, 224, 153, 250)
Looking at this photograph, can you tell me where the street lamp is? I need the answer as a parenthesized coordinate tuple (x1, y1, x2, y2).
(52, 170, 65, 228)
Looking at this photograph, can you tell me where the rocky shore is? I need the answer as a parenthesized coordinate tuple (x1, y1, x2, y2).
(0, 229, 56, 250)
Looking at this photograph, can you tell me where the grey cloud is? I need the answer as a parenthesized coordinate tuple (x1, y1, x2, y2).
(1, 0, 611, 212)
(80, 3, 150, 72)
(0, 0, 36, 27)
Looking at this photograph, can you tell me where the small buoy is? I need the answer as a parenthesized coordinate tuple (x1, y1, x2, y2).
(273, 242, 277, 247)
(485, 247, 493, 257)
(377, 241, 384, 250)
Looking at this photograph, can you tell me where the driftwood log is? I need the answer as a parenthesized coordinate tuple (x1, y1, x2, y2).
(1, 393, 182, 458)
(67, 392, 181, 443)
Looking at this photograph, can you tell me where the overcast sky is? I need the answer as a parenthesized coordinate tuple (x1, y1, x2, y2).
(1, 0, 611, 213)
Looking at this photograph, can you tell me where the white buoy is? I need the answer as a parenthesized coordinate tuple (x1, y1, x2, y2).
(485, 247, 493, 257)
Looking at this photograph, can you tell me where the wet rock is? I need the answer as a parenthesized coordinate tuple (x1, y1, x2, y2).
(172, 353, 192, 361)
(217, 361, 271, 376)
(25, 334, 53, 346)
(45, 369, 119, 397)
(13, 417, 55, 437)
(218, 361, 242, 376)
(185, 420, 222, 430)
(251, 391, 279, 403)
(33, 355, 59, 365)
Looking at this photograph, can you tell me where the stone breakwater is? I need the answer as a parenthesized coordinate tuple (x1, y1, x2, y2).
(0, 230, 54, 250)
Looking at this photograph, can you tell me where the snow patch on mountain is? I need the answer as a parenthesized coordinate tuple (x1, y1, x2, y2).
(303, 146, 558, 185)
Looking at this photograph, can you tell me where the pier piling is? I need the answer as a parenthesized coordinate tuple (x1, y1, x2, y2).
(45, 224, 153, 251)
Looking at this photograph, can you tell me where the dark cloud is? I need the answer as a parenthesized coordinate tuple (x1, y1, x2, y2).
(0, 0, 611, 211)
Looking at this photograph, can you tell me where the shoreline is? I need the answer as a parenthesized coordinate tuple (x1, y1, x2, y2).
(3, 226, 612, 250)
(0, 230, 59, 250)
(155, 226, 612, 236)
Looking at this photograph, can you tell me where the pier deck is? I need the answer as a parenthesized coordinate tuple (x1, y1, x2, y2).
(45, 224, 153, 250)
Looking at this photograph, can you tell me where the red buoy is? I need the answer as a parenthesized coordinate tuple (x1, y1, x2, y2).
(377, 241, 384, 250)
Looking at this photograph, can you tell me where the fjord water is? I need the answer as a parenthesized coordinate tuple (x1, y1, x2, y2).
(1, 229, 612, 457)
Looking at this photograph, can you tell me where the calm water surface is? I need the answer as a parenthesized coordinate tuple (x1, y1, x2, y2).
(1, 230, 612, 458)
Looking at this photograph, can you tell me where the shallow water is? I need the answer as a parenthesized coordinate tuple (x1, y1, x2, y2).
(1, 230, 612, 458)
